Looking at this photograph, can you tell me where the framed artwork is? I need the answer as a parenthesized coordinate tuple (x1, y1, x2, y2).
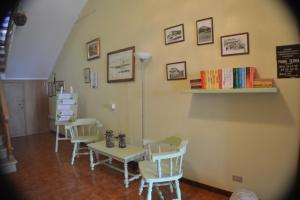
(107, 46, 135, 83)
(166, 61, 187, 80)
(196, 17, 214, 45)
(47, 82, 53, 97)
(55, 81, 65, 95)
(83, 67, 91, 83)
(87, 38, 100, 61)
(221, 32, 249, 56)
(164, 24, 185, 45)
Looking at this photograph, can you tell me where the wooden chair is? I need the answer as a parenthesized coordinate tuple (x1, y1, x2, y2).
(65, 118, 103, 165)
(138, 136, 188, 200)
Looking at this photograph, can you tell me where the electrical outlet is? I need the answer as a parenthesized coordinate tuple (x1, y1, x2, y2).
(232, 175, 243, 183)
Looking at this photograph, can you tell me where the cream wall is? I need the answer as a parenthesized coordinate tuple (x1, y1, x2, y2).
(51, 0, 300, 199)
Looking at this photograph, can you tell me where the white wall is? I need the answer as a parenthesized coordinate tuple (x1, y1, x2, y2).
(51, 0, 300, 199)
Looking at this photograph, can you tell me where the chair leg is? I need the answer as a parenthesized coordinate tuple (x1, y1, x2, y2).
(147, 182, 153, 200)
(175, 180, 181, 200)
(139, 179, 144, 195)
(169, 182, 174, 193)
(71, 143, 77, 165)
(155, 184, 164, 200)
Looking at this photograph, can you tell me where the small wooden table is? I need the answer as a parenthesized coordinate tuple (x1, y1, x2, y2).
(88, 141, 146, 188)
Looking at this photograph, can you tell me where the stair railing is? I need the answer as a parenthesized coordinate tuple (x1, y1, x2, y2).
(0, 82, 14, 160)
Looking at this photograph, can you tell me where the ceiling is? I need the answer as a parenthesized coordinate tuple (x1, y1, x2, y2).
(4, 0, 87, 80)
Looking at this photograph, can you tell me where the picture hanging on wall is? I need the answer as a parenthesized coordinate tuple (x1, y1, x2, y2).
(83, 67, 91, 83)
(166, 61, 187, 80)
(164, 24, 185, 45)
(91, 71, 98, 88)
(87, 38, 100, 61)
(221, 32, 249, 56)
(196, 17, 214, 45)
(107, 46, 135, 83)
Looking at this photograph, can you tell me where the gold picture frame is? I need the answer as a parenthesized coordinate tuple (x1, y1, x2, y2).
(87, 38, 100, 61)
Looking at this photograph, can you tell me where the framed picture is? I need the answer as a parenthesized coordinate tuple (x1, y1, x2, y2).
(164, 24, 185, 45)
(47, 82, 53, 97)
(166, 61, 187, 80)
(87, 38, 100, 61)
(196, 17, 214, 45)
(221, 32, 249, 56)
(55, 81, 65, 95)
(83, 67, 91, 83)
(107, 46, 135, 83)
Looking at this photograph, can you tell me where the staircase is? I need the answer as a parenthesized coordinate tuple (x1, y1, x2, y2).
(0, 133, 17, 174)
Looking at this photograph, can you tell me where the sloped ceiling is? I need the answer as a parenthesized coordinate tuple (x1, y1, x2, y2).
(4, 0, 87, 80)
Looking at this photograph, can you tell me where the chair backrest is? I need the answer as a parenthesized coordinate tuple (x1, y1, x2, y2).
(65, 118, 102, 138)
(145, 136, 188, 179)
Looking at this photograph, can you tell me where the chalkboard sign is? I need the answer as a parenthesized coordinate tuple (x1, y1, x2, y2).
(276, 44, 300, 78)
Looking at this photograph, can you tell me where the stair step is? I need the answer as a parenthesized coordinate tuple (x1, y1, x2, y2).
(0, 145, 7, 159)
(0, 158, 17, 174)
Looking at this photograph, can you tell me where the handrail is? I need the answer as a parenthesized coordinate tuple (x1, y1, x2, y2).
(0, 82, 14, 160)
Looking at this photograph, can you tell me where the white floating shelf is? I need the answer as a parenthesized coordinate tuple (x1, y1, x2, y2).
(181, 88, 278, 94)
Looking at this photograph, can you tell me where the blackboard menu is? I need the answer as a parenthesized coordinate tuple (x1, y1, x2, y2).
(276, 44, 300, 78)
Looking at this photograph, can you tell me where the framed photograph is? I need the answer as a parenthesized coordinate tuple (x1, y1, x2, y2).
(221, 32, 249, 56)
(196, 17, 214, 45)
(47, 82, 53, 97)
(166, 61, 187, 80)
(164, 24, 185, 45)
(83, 67, 91, 83)
(87, 38, 100, 61)
(107, 46, 135, 83)
(55, 81, 65, 95)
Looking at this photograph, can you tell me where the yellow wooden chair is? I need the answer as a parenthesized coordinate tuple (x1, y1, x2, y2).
(65, 118, 103, 165)
(138, 136, 188, 200)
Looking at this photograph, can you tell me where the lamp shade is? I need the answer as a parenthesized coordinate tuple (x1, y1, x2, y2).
(135, 52, 152, 61)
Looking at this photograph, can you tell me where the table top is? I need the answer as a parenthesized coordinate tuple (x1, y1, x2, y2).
(88, 141, 146, 162)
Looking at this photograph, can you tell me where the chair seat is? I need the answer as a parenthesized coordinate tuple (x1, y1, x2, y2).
(71, 135, 99, 143)
(139, 160, 182, 182)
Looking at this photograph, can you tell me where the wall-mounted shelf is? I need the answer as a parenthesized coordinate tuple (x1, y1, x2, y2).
(181, 88, 278, 94)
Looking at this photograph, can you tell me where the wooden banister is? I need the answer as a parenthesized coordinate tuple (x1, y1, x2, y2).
(0, 82, 14, 160)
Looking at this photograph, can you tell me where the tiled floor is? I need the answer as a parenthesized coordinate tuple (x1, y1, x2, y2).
(3, 133, 229, 200)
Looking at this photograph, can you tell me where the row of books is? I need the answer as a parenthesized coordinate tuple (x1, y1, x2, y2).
(200, 67, 257, 89)
(190, 67, 273, 89)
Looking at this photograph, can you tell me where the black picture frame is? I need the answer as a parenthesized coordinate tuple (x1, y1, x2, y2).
(166, 61, 187, 80)
(221, 32, 249, 56)
(196, 17, 214, 45)
(164, 24, 185, 45)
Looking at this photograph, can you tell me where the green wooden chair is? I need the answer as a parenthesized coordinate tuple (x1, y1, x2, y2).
(65, 118, 103, 165)
(138, 136, 188, 200)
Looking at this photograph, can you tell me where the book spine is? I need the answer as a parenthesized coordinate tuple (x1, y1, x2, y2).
(218, 69, 222, 89)
(239, 68, 242, 88)
(201, 71, 206, 89)
(246, 67, 250, 88)
(206, 70, 210, 89)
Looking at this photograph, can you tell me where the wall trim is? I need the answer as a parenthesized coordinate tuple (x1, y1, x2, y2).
(181, 178, 232, 197)
(3, 77, 49, 80)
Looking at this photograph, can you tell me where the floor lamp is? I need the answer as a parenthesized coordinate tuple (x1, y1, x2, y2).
(135, 52, 152, 145)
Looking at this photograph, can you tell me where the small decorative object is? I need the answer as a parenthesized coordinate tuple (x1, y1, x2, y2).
(166, 61, 187, 80)
(105, 130, 114, 148)
(87, 38, 100, 61)
(13, 11, 27, 26)
(83, 67, 91, 83)
(221, 32, 249, 56)
(118, 134, 126, 148)
(107, 46, 135, 83)
(190, 79, 202, 89)
(90, 71, 98, 88)
(164, 24, 185, 45)
(230, 188, 259, 200)
(196, 17, 213, 45)
(55, 81, 65, 96)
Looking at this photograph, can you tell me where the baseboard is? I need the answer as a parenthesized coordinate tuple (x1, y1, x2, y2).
(181, 178, 232, 197)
